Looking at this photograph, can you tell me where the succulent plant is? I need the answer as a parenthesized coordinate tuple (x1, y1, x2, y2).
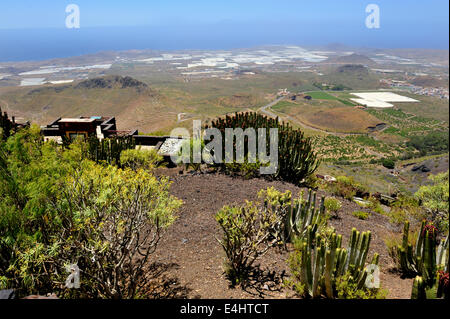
(282, 189, 326, 243)
(294, 227, 379, 298)
(397, 220, 449, 280)
(207, 112, 320, 184)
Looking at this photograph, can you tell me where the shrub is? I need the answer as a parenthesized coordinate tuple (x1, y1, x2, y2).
(326, 175, 368, 200)
(368, 197, 385, 215)
(335, 273, 388, 299)
(224, 158, 265, 179)
(215, 201, 282, 286)
(120, 148, 164, 171)
(381, 158, 396, 169)
(324, 197, 342, 218)
(0, 127, 182, 298)
(49, 162, 182, 298)
(258, 187, 292, 207)
(415, 171, 449, 233)
(407, 131, 449, 155)
(352, 211, 370, 220)
(177, 138, 207, 172)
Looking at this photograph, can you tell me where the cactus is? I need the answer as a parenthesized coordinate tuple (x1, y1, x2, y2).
(86, 135, 135, 167)
(407, 222, 449, 300)
(396, 220, 449, 280)
(0, 107, 14, 140)
(207, 112, 320, 184)
(283, 189, 326, 243)
(411, 276, 426, 299)
(411, 272, 448, 299)
(294, 227, 379, 298)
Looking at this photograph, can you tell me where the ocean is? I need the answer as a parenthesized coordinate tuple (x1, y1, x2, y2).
(0, 22, 448, 62)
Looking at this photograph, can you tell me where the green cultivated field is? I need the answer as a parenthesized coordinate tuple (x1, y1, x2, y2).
(306, 91, 339, 100)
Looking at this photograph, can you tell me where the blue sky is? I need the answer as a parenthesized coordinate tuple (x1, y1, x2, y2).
(0, 0, 447, 29)
(0, 1, 448, 61)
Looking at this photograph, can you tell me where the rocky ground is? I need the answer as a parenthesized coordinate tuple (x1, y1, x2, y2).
(149, 168, 413, 299)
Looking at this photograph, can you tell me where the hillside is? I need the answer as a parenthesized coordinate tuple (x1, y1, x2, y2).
(0, 75, 181, 132)
(326, 54, 377, 66)
(151, 167, 413, 299)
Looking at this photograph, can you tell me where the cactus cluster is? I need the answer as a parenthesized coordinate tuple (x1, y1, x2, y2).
(0, 107, 14, 140)
(397, 220, 449, 279)
(294, 227, 379, 298)
(207, 112, 320, 184)
(399, 220, 450, 299)
(412, 270, 449, 299)
(85, 135, 135, 167)
(283, 189, 326, 243)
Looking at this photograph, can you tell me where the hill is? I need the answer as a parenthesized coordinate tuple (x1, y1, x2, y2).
(326, 54, 376, 65)
(0, 75, 181, 132)
(410, 76, 449, 88)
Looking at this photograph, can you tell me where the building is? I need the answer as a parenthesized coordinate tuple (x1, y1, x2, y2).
(40, 116, 184, 167)
(41, 116, 137, 144)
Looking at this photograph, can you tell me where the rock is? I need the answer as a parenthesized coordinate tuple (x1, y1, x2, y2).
(0, 289, 16, 299)
(411, 164, 431, 172)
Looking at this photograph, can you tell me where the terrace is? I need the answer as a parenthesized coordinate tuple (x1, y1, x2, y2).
(41, 116, 137, 143)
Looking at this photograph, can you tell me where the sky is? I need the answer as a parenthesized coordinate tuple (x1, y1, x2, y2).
(0, 0, 448, 61)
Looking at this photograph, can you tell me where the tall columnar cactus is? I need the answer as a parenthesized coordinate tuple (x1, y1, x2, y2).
(86, 135, 135, 167)
(282, 189, 325, 243)
(0, 107, 14, 140)
(396, 220, 449, 280)
(411, 272, 449, 300)
(295, 227, 379, 298)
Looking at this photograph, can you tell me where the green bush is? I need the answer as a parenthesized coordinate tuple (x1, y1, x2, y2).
(324, 197, 342, 217)
(215, 201, 282, 286)
(335, 273, 388, 299)
(177, 138, 207, 172)
(0, 127, 182, 298)
(120, 148, 164, 171)
(326, 175, 368, 200)
(381, 158, 396, 169)
(415, 171, 449, 233)
(352, 211, 371, 220)
(407, 131, 449, 155)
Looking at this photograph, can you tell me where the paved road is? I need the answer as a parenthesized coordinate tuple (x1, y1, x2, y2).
(259, 96, 285, 118)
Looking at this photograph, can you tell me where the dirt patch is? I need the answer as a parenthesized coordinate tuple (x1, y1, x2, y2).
(151, 168, 412, 299)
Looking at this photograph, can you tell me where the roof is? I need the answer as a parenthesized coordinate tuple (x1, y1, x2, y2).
(59, 118, 96, 123)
